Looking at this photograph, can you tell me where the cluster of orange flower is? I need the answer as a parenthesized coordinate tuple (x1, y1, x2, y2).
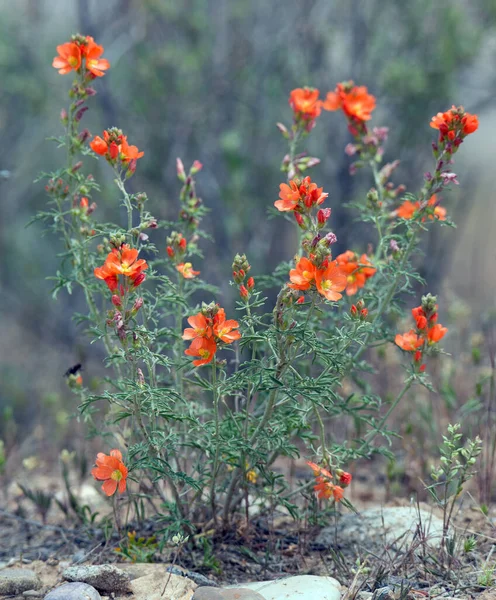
(395, 296, 447, 371)
(289, 82, 376, 129)
(94, 244, 148, 292)
(91, 449, 128, 496)
(306, 461, 352, 502)
(430, 105, 479, 143)
(90, 128, 144, 174)
(395, 194, 446, 222)
(53, 35, 110, 78)
(183, 306, 241, 366)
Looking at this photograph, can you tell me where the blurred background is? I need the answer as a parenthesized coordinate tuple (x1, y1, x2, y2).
(1, 0, 496, 460)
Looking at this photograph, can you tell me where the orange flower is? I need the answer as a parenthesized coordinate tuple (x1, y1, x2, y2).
(274, 177, 328, 213)
(332, 485, 345, 502)
(335, 251, 375, 296)
(52, 42, 82, 74)
(428, 323, 448, 344)
(288, 257, 316, 291)
(182, 313, 212, 340)
(83, 36, 110, 77)
(315, 261, 347, 301)
(395, 200, 417, 220)
(395, 330, 424, 351)
(430, 105, 478, 140)
(274, 181, 301, 212)
(120, 136, 145, 163)
(395, 195, 446, 222)
(323, 82, 376, 122)
(289, 88, 322, 123)
(94, 244, 148, 291)
(314, 476, 334, 500)
(213, 308, 241, 343)
(91, 449, 128, 496)
(184, 336, 217, 366)
(306, 461, 333, 480)
(176, 262, 200, 279)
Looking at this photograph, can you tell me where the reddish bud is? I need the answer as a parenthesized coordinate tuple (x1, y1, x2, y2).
(167, 246, 175, 257)
(239, 285, 249, 299)
(80, 197, 89, 209)
(60, 109, 68, 123)
(109, 141, 119, 160)
(338, 471, 352, 486)
(414, 350, 422, 363)
(132, 272, 146, 288)
(297, 296, 305, 304)
(247, 277, 255, 289)
(419, 364, 426, 373)
(360, 308, 368, 319)
(294, 212, 305, 229)
(317, 207, 331, 225)
(179, 237, 187, 250)
(71, 161, 83, 173)
(111, 295, 122, 307)
(350, 304, 358, 318)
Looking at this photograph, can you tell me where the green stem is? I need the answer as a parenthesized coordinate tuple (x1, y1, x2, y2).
(209, 361, 220, 522)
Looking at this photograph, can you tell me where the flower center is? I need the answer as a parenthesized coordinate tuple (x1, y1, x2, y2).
(88, 59, 98, 68)
(347, 275, 355, 284)
(321, 279, 332, 290)
(68, 56, 79, 67)
(302, 270, 313, 280)
(198, 349, 210, 359)
(111, 469, 123, 482)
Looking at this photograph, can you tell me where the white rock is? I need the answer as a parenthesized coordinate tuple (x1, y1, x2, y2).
(316, 506, 445, 549)
(131, 570, 197, 600)
(45, 582, 101, 600)
(229, 575, 341, 600)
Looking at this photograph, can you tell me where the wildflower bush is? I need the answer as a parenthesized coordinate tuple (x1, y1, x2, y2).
(37, 35, 479, 535)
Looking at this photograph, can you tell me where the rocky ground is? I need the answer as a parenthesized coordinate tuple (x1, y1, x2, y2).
(1, 501, 495, 599)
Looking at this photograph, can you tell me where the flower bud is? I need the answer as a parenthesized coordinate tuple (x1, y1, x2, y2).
(132, 297, 143, 314)
(294, 212, 305, 229)
(239, 285, 249, 300)
(111, 295, 122, 307)
(132, 273, 146, 288)
(167, 246, 175, 257)
(350, 304, 358, 318)
(176, 157, 186, 181)
(276, 122, 289, 138)
(191, 160, 203, 174)
(324, 232, 337, 246)
(317, 207, 331, 226)
(137, 368, 145, 386)
(360, 308, 368, 319)
(297, 296, 305, 304)
(247, 277, 254, 289)
(60, 109, 68, 124)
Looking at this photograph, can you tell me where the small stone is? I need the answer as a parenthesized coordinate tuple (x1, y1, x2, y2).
(46, 558, 59, 567)
(193, 587, 265, 599)
(228, 575, 341, 600)
(0, 568, 41, 596)
(62, 565, 131, 593)
(44, 582, 102, 600)
(23, 590, 43, 597)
